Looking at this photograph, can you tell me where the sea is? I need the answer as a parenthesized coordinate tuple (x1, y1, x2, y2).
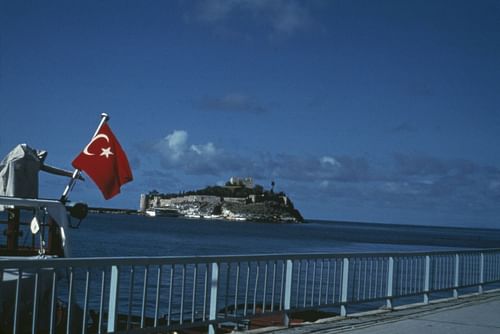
(64, 214, 500, 258)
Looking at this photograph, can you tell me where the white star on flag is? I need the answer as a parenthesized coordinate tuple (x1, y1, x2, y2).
(100, 147, 114, 158)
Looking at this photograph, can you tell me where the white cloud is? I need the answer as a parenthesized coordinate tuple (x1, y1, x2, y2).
(155, 130, 188, 161)
(320, 156, 341, 167)
(154, 130, 240, 176)
(156, 130, 219, 162)
(166, 130, 187, 150)
(191, 142, 216, 156)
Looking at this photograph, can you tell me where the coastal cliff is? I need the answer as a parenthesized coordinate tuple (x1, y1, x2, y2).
(141, 180, 304, 223)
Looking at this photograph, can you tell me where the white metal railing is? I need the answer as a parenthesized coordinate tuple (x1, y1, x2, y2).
(1, 249, 500, 334)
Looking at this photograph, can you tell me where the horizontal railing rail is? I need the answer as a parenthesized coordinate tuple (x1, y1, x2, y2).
(2, 249, 500, 334)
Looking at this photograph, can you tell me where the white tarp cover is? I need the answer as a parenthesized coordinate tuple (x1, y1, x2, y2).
(0, 144, 46, 198)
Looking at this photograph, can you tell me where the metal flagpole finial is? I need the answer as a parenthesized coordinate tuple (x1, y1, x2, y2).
(91, 113, 110, 138)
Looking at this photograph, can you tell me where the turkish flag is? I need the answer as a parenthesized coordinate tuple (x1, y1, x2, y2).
(72, 123, 133, 199)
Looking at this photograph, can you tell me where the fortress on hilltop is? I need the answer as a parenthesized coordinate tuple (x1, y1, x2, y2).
(139, 177, 303, 223)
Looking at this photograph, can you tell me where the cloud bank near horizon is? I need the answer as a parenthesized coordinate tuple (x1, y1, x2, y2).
(147, 130, 500, 214)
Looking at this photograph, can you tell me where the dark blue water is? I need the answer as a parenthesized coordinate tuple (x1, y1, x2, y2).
(66, 214, 500, 257)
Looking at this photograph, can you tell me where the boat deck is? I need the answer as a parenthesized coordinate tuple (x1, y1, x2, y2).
(249, 290, 500, 334)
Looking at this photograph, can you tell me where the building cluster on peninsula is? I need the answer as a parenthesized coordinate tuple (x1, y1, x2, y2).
(139, 177, 304, 223)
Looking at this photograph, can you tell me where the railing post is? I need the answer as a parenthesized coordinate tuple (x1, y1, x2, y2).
(13, 269, 21, 334)
(107, 265, 120, 333)
(283, 259, 293, 327)
(479, 253, 484, 294)
(454, 254, 459, 298)
(340, 258, 349, 316)
(424, 255, 430, 304)
(208, 262, 219, 334)
(386, 257, 394, 310)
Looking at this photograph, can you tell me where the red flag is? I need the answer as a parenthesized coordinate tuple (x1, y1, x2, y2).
(72, 123, 133, 199)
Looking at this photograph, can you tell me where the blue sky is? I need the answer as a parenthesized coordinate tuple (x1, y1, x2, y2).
(1, 0, 499, 227)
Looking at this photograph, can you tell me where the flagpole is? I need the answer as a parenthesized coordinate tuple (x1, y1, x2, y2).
(60, 113, 110, 203)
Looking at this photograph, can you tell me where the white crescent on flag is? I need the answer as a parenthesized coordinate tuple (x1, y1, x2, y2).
(83, 134, 110, 156)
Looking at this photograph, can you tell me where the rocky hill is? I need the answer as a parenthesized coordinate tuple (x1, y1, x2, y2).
(142, 183, 304, 223)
